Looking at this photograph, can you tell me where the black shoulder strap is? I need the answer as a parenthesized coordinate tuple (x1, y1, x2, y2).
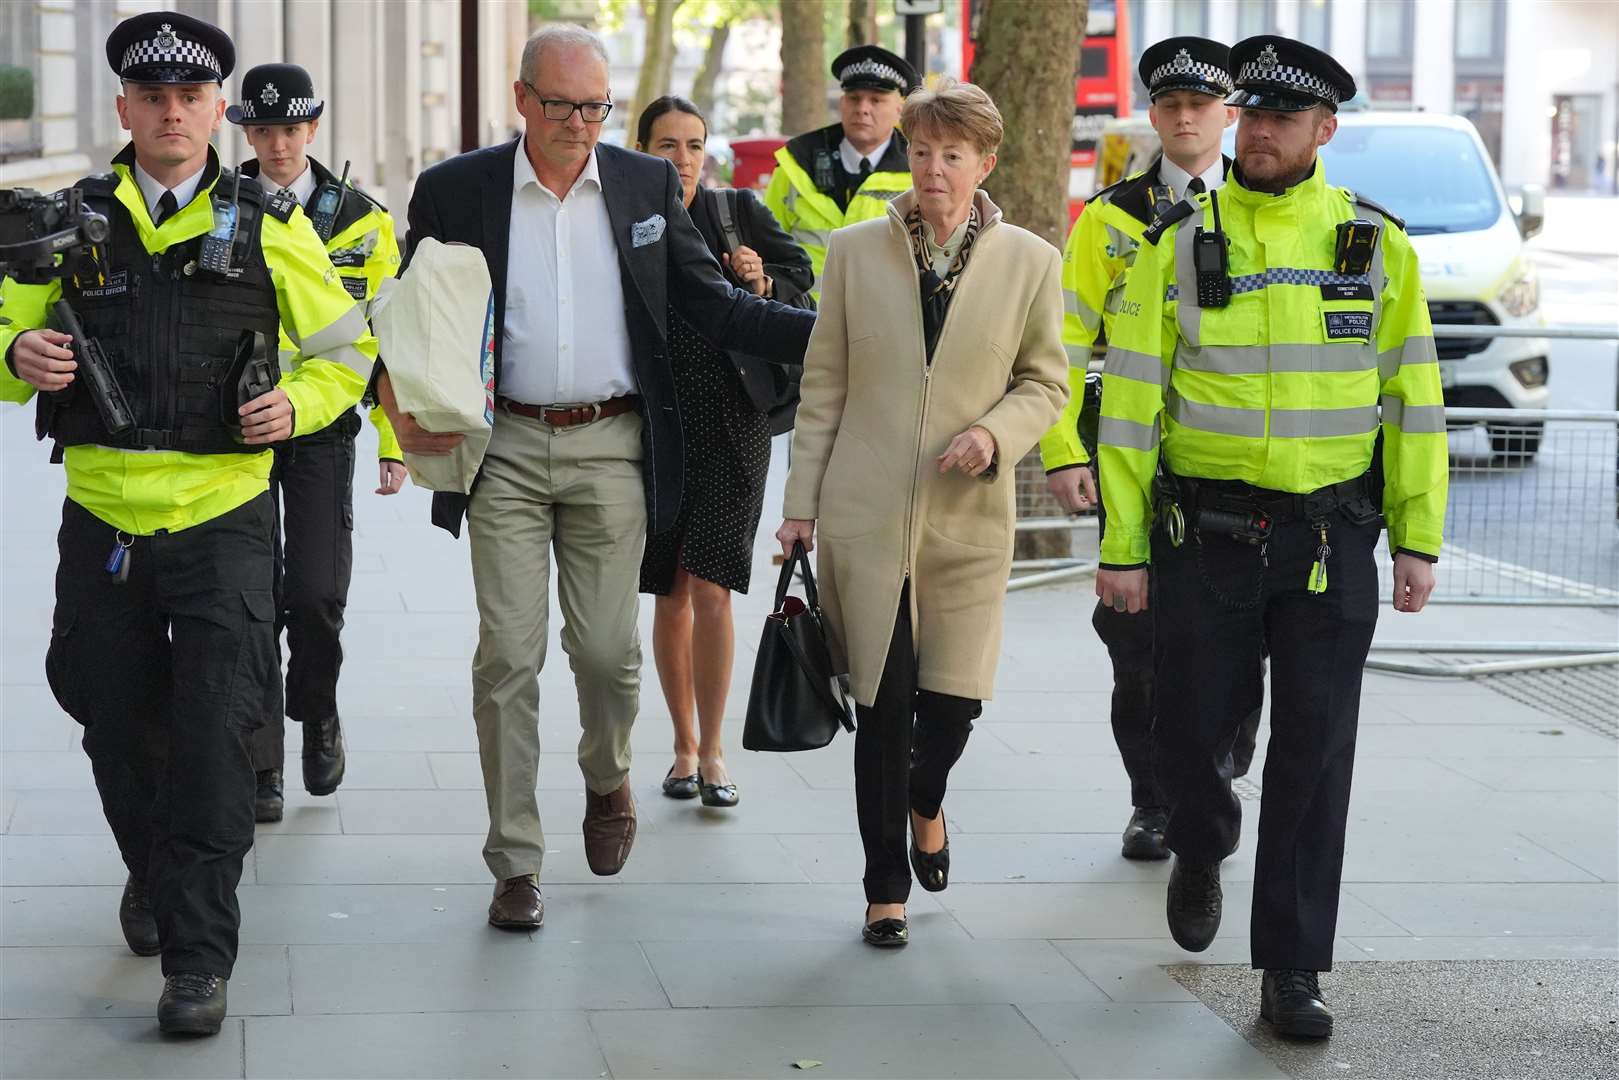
(713, 189, 743, 256)
(1142, 197, 1199, 246)
(227, 173, 267, 266)
(1347, 189, 1406, 232)
(259, 177, 298, 223)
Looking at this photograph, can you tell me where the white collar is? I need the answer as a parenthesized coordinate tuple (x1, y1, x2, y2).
(1158, 155, 1226, 200)
(839, 133, 893, 175)
(514, 139, 603, 198)
(132, 159, 208, 219)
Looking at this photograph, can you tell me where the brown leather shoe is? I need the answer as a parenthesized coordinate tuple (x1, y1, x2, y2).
(487, 874, 544, 929)
(582, 780, 637, 876)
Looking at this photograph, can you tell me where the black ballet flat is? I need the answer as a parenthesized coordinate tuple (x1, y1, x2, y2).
(698, 765, 739, 808)
(862, 906, 908, 948)
(910, 813, 950, 892)
(661, 766, 699, 800)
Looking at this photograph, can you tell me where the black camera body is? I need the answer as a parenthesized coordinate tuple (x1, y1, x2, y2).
(0, 187, 110, 286)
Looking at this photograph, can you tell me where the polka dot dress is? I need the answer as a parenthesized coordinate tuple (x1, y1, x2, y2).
(639, 311, 771, 596)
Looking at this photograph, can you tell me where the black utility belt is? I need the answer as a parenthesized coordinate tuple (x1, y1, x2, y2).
(1155, 472, 1382, 548)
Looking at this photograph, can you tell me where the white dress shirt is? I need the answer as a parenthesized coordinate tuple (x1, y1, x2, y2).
(502, 143, 635, 406)
(1158, 154, 1226, 201)
(261, 162, 319, 208)
(132, 160, 208, 220)
(839, 133, 894, 175)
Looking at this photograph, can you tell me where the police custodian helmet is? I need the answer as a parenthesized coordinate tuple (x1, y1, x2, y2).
(1226, 35, 1356, 113)
(227, 64, 325, 126)
(105, 11, 234, 85)
(1138, 37, 1233, 101)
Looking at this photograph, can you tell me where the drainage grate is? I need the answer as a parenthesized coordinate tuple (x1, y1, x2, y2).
(1479, 664, 1619, 740)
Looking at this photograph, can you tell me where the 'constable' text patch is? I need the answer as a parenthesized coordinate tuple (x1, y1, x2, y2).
(1320, 281, 1373, 302)
(1323, 310, 1372, 341)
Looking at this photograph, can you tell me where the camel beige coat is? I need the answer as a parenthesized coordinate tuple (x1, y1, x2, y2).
(783, 190, 1068, 707)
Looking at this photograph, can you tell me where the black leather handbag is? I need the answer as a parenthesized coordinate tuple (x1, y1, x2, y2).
(743, 541, 855, 752)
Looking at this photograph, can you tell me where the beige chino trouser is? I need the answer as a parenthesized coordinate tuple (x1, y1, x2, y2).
(467, 408, 647, 881)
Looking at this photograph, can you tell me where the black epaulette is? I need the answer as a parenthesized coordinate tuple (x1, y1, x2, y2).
(1344, 189, 1406, 232)
(261, 182, 299, 223)
(1083, 176, 1129, 207)
(346, 182, 388, 214)
(1141, 197, 1199, 246)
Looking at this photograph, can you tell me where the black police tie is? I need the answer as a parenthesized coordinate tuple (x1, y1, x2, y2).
(154, 190, 179, 225)
(1185, 177, 1206, 198)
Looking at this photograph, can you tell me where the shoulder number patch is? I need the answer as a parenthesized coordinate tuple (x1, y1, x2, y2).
(264, 189, 298, 222)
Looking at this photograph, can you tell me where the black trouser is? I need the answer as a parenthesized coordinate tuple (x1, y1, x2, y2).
(251, 410, 359, 772)
(853, 582, 980, 905)
(47, 494, 275, 978)
(1152, 509, 1380, 972)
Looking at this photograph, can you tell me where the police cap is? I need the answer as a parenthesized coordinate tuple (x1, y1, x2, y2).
(106, 11, 234, 85)
(227, 63, 325, 126)
(1227, 35, 1355, 113)
(1138, 37, 1232, 101)
(832, 45, 919, 96)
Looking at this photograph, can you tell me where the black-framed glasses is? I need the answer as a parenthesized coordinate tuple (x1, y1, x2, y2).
(523, 83, 612, 123)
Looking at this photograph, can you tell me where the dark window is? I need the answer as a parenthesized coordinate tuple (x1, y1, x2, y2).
(1079, 45, 1110, 80)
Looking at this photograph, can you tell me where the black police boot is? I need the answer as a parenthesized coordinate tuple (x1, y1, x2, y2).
(119, 874, 160, 957)
(1261, 969, 1333, 1039)
(157, 972, 227, 1036)
(301, 716, 345, 796)
(1166, 857, 1222, 952)
(1121, 806, 1170, 860)
(254, 769, 284, 823)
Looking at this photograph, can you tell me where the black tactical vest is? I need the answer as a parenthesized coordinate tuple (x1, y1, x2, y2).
(42, 170, 281, 454)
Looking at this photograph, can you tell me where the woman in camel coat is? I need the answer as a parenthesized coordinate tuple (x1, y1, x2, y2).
(776, 81, 1068, 947)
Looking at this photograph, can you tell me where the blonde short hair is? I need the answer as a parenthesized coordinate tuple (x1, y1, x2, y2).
(900, 80, 1004, 157)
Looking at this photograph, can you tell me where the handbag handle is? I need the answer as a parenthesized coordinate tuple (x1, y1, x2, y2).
(776, 610, 857, 733)
(773, 539, 820, 612)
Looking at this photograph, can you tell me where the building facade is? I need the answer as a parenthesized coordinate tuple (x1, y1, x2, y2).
(0, 0, 527, 206)
(1124, 0, 1618, 193)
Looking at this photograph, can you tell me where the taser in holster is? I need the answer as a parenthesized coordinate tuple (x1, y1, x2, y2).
(1334, 218, 1379, 274)
(198, 171, 240, 274)
(1194, 189, 1230, 308)
(309, 160, 351, 243)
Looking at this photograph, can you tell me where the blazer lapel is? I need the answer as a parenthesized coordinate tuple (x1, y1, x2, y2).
(595, 145, 660, 325)
(484, 139, 518, 383)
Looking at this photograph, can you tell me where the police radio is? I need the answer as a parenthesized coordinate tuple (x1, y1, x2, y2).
(198, 170, 240, 274)
(1193, 189, 1230, 308)
(309, 160, 351, 243)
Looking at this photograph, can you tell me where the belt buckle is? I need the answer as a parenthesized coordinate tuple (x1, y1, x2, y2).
(586, 401, 603, 423)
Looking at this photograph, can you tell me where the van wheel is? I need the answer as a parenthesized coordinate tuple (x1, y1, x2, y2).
(1488, 421, 1542, 464)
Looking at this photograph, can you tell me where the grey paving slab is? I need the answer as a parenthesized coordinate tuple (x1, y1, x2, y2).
(1, 749, 95, 789)
(244, 1010, 607, 1078)
(641, 937, 1107, 1008)
(590, 1003, 1074, 1079)
(427, 748, 810, 792)
(1335, 755, 1492, 792)
(1437, 755, 1618, 791)
(974, 719, 1126, 757)
(334, 787, 503, 833)
(1340, 817, 1602, 883)
(940, 883, 1411, 940)
(2, 886, 128, 947)
(0, 687, 76, 751)
(0, 1018, 246, 1079)
(1018, 1000, 1289, 1079)
(252, 833, 491, 885)
(2, 835, 139, 886)
(936, 788, 1152, 834)
(1, 945, 290, 1019)
(339, 713, 480, 752)
(286, 940, 667, 1013)
(1051, 937, 1372, 1004)
(1519, 823, 1619, 883)
(1354, 723, 1614, 757)
(1344, 883, 1619, 937)
(1346, 934, 1619, 962)
(628, 784, 860, 835)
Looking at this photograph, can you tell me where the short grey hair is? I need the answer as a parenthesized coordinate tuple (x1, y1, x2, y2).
(519, 24, 610, 86)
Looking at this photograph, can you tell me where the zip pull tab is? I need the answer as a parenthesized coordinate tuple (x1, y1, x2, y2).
(1307, 520, 1331, 594)
(105, 532, 133, 585)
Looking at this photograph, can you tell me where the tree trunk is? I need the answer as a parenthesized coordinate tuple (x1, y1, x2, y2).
(780, 0, 828, 136)
(846, 0, 878, 48)
(629, 0, 685, 140)
(689, 18, 733, 118)
(974, 0, 1088, 560)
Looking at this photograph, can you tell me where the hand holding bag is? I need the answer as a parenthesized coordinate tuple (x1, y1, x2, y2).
(743, 541, 855, 752)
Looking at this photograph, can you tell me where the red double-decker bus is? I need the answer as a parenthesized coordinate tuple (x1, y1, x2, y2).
(962, 0, 1133, 221)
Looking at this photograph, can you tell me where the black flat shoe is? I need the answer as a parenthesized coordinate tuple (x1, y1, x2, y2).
(862, 905, 908, 948)
(909, 812, 950, 892)
(661, 766, 699, 800)
(1261, 969, 1334, 1039)
(119, 874, 160, 957)
(698, 767, 739, 808)
(158, 972, 227, 1036)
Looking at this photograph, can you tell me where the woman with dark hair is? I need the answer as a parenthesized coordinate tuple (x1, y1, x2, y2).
(635, 95, 815, 810)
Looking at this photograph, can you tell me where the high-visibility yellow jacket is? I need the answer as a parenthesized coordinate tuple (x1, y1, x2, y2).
(762, 124, 910, 298)
(0, 147, 376, 535)
(243, 156, 403, 462)
(1039, 156, 1227, 473)
(1097, 163, 1447, 567)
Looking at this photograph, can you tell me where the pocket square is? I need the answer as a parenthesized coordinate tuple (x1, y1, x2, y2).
(631, 214, 666, 248)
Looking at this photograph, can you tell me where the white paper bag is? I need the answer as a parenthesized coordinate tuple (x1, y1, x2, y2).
(370, 238, 495, 493)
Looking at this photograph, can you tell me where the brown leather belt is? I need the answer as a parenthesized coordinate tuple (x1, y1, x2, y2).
(497, 394, 639, 428)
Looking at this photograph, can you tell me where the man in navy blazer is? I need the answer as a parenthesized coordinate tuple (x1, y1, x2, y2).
(376, 24, 815, 929)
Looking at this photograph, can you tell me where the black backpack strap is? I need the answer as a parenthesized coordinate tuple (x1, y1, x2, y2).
(713, 189, 743, 256)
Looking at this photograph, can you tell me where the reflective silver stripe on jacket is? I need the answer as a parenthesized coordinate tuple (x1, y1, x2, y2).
(1176, 342, 1379, 376)
(1105, 346, 1169, 388)
(1167, 393, 1380, 439)
(1099, 414, 1160, 451)
(1380, 396, 1447, 433)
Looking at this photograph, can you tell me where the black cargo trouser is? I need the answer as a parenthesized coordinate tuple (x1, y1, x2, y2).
(251, 409, 360, 772)
(47, 493, 276, 978)
(1151, 508, 1381, 972)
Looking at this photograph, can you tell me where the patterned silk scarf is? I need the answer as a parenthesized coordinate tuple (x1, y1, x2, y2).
(906, 204, 982, 362)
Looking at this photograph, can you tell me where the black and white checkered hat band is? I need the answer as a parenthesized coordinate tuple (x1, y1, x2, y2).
(842, 58, 905, 88)
(1149, 59, 1232, 94)
(121, 35, 221, 80)
(1236, 60, 1341, 104)
(236, 97, 319, 120)
(284, 97, 318, 118)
